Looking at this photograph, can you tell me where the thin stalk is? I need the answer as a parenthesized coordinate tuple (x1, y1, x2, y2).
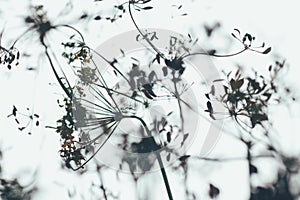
(56, 24, 85, 42)
(11, 27, 34, 47)
(41, 41, 72, 99)
(128, 2, 166, 60)
(93, 83, 144, 104)
(171, 72, 185, 135)
(89, 48, 131, 85)
(89, 85, 117, 112)
(81, 98, 116, 114)
(72, 122, 119, 171)
(90, 58, 122, 113)
(127, 115, 174, 200)
(181, 48, 247, 59)
(246, 142, 253, 198)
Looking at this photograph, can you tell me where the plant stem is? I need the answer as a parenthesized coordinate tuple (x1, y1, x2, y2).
(128, 2, 165, 59)
(127, 115, 174, 200)
(72, 122, 119, 171)
(181, 48, 247, 59)
(41, 41, 72, 99)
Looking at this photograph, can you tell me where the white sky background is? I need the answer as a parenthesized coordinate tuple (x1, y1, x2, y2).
(1, 0, 300, 199)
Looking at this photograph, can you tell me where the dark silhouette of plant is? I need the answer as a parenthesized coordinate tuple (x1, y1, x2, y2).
(7, 106, 40, 135)
(0, 148, 37, 200)
(0, 29, 20, 70)
(1, 1, 299, 200)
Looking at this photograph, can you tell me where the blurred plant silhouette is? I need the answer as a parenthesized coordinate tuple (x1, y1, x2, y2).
(0, 0, 299, 200)
(0, 148, 37, 200)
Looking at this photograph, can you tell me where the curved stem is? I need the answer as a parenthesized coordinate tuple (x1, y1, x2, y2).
(193, 154, 274, 162)
(128, 2, 165, 59)
(11, 27, 34, 47)
(181, 48, 247, 59)
(41, 41, 72, 99)
(90, 58, 122, 113)
(0, 46, 10, 53)
(126, 115, 174, 200)
(93, 83, 144, 104)
(55, 24, 85, 42)
(72, 122, 119, 171)
(88, 47, 131, 86)
(171, 72, 185, 135)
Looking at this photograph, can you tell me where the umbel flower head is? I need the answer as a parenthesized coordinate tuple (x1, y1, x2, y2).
(55, 39, 199, 171)
(205, 60, 295, 131)
(55, 78, 123, 170)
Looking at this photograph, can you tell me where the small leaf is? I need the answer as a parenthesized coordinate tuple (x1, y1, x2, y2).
(12, 106, 17, 116)
(18, 127, 25, 131)
(120, 49, 125, 56)
(209, 113, 216, 120)
(167, 111, 173, 116)
(131, 91, 138, 98)
(181, 133, 189, 146)
(208, 49, 216, 55)
(230, 78, 236, 90)
(179, 155, 190, 162)
(167, 132, 171, 143)
(143, 83, 157, 97)
(207, 101, 213, 113)
(80, 13, 88, 19)
(263, 92, 272, 101)
(164, 58, 184, 71)
(262, 47, 271, 54)
(211, 85, 215, 95)
(242, 35, 246, 43)
(142, 6, 153, 10)
(162, 66, 168, 76)
(117, 5, 124, 10)
(235, 68, 240, 77)
(209, 184, 220, 198)
(24, 16, 35, 23)
(246, 33, 252, 42)
(227, 71, 232, 78)
(235, 79, 244, 90)
(156, 54, 160, 64)
(213, 79, 224, 82)
(142, 90, 153, 99)
(94, 16, 101, 20)
(250, 164, 258, 174)
(251, 113, 268, 127)
(113, 70, 118, 76)
(231, 33, 238, 39)
(205, 93, 210, 100)
(223, 85, 229, 94)
(234, 28, 240, 35)
(166, 153, 171, 161)
(268, 65, 272, 71)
